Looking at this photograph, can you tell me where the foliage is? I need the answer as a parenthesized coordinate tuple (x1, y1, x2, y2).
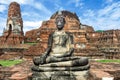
(96, 30, 104, 32)
(96, 59, 120, 63)
(0, 60, 23, 67)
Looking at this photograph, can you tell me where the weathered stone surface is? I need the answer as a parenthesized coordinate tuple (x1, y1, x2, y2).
(81, 24, 94, 32)
(87, 30, 120, 48)
(0, 2, 24, 46)
(24, 43, 46, 56)
(25, 29, 39, 43)
(32, 71, 89, 80)
(98, 30, 120, 47)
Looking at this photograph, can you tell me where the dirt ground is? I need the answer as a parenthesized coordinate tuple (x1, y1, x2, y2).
(0, 59, 120, 80)
(90, 60, 120, 80)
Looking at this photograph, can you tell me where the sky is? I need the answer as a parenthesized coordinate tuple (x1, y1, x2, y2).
(0, 0, 120, 35)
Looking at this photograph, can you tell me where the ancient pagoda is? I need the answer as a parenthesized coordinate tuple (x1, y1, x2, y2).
(0, 2, 24, 46)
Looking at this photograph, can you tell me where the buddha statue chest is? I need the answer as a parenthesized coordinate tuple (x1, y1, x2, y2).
(51, 30, 70, 55)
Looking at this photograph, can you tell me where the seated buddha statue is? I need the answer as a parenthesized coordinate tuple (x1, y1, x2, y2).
(31, 11, 90, 80)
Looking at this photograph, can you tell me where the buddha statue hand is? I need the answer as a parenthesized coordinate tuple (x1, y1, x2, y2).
(39, 54, 47, 65)
(31, 65, 40, 71)
(33, 54, 47, 65)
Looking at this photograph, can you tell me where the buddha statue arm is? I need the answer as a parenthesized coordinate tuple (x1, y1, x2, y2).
(40, 33, 53, 64)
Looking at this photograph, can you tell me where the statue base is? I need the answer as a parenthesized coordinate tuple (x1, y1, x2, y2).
(31, 70, 89, 80)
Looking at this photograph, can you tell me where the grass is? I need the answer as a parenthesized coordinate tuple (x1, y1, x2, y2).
(96, 59, 120, 63)
(0, 60, 23, 67)
(24, 42, 37, 45)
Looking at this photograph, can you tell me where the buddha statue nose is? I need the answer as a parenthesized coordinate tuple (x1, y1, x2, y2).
(58, 21, 62, 25)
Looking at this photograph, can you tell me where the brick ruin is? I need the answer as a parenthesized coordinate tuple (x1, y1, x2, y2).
(25, 11, 90, 55)
(25, 11, 120, 58)
(0, 2, 24, 46)
(0, 1, 119, 58)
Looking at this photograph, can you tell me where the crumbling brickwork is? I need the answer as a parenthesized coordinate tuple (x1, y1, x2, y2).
(25, 11, 120, 57)
(0, 2, 24, 46)
(25, 11, 88, 55)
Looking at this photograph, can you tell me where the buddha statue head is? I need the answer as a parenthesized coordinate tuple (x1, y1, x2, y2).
(55, 11, 66, 30)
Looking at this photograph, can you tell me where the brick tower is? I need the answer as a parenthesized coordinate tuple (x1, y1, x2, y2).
(0, 2, 24, 45)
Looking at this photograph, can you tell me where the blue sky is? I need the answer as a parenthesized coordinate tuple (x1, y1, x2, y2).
(0, 0, 120, 35)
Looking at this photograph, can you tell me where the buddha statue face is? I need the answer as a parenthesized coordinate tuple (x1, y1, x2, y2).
(55, 16, 66, 30)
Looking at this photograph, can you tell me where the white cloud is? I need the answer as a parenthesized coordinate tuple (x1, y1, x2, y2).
(22, 12, 30, 16)
(98, 2, 120, 17)
(0, 0, 51, 15)
(0, 5, 7, 12)
(67, 0, 84, 8)
(32, 2, 52, 15)
(0, 0, 34, 5)
(0, 17, 6, 36)
(54, 3, 65, 11)
(83, 9, 95, 17)
(21, 1, 52, 16)
(23, 21, 42, 33)
(110, 9, 120, 20)
(75, 0, 84, 7)
(105, 0, 113, 3)
(22, 12, 40, 19)
(22, 11, 50, 21)
(80, 1, 120, 30)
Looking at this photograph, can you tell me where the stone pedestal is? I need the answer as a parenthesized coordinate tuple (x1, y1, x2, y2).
(31, 70, 89, 80)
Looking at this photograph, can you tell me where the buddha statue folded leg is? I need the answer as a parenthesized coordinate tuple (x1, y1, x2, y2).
(32, 57, 90, 72)
(32, 64, 90, 72)
(44, 56, 89, 66)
